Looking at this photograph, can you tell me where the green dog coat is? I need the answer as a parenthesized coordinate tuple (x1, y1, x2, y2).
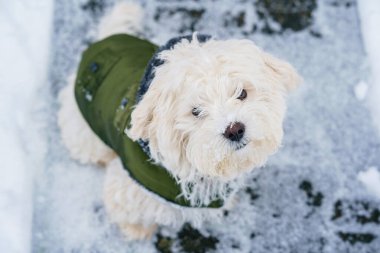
(74, 34, 223, 208)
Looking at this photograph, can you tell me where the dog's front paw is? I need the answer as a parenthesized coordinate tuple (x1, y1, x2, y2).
(119, 222, 157, 241)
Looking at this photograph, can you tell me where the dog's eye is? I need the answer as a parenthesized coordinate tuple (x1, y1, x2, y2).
(237, 89, 247, 100)
(192, 107, 201, 117)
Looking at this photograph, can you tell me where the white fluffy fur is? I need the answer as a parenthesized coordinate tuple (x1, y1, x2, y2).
(127, 35, 301, 207)
(104, 158, 229, 239)
(96, 1, 143, 40)
(58, 2, 301, 240)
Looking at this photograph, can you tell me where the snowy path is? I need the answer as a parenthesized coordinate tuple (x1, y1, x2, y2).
(0, 0, 378, 253)
(0, 1, 53, 253)
(358, 0, 380, 140)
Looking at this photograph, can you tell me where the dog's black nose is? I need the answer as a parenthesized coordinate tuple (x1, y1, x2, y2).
(223, 122, 245, 142)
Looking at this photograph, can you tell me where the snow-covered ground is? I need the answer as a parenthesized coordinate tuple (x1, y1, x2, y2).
(358, 0, 380, 138)
(2, 0, 380, 253)
(0, 1, 53, 253)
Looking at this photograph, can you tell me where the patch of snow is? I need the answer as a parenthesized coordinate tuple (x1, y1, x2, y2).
(354, 80, 368, 101)
(358, 167, 380, 199)
(0, 1, 53, 253)
(358, 0, 380, 134)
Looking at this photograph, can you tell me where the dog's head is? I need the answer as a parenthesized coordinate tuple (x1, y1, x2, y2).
(127, 36, 301, 180)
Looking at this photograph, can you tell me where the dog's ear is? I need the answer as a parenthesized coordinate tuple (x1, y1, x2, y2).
(262, 51, 302, 92)
(127, 87, 158, 141)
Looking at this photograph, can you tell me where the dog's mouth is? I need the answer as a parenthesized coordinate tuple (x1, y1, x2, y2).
(234, 139, 250, 151)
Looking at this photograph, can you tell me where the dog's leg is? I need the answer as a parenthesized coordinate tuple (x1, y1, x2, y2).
(58, 74, 116, 166)
(103, 158, 159, 240)
(97, 2, 143, 40)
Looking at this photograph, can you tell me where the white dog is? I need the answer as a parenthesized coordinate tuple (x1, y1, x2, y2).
(58, 2, 301, 240)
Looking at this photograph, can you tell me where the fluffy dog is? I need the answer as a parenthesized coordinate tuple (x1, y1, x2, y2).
(58, 2, 301, 240)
